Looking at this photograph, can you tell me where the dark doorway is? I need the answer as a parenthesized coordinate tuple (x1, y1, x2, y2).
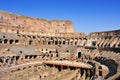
(78, 52, 81, 58)
(10, 40, 14, 44)
(29, 40, 32, 45)
(17, 30, 19, 34)
(99, 66, 102, 76)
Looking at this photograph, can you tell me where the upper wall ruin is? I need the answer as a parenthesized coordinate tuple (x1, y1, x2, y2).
(0, 11, 75, 33)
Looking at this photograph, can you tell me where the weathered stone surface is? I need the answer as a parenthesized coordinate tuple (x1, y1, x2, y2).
(0, 11, 120, 80)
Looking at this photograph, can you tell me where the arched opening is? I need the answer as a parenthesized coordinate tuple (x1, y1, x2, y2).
(20, 51, 22, 54)
(33, 55, 37, 59)
(75, 41, 77, 45)
(29, 40, 32, 45)
(9, 40, 14, 44)
(68, 41, 69, 45)
(48, 41, 51, 45)
(5, 58, 9, 63)
(59, 41, 61, 45)
(25, 55, 29, 59)
(16, 56, 20, 61)
(66, 50, 69, 52)
(70, 41, 73, 45)
(49, 51, 52, 53)
(29, 55, 33, 59)
(4, 39, 8, 44)
(80, 69, 84, 76)
(108, 44, 110, 47)
(3, 36, 5, 38)
(40, 75, 41, 78)
(55, 41, 58, 45)
(51, 54, 53, 57)
(33, 36, 36, 39)
(63, 41, 65, 45)
(99, 66, 102, 76)
(92, 41, 96, 46)
(17, 30, 19, 34)
(0, 58, 3, 63)
(0, 39, 2, 44)
(17, 68, 20, 71)
(78, 52, 81, 58)
(15, 40, 19, 44)
(56, 53, 59, 57)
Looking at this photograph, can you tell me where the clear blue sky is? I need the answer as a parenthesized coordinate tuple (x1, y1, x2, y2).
(0, 0, 120, 34)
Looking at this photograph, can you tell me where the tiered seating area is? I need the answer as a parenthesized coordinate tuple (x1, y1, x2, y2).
(0, 11, 120, 80)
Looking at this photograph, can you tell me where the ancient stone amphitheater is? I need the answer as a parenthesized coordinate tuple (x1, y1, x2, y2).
(0, 11, 120, 80)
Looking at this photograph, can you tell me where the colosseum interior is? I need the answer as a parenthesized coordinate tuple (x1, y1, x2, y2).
(0, 11, 120, 80)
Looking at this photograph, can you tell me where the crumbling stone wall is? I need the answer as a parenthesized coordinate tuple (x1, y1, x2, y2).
(0, 11, 75, 33)
(0, 11, 120, 80)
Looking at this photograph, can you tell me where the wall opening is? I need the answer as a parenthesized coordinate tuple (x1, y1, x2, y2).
(10, 40, 14, 44)
(16, 56, 20, 61)
(29, 55, 33, 59)
(55, 41, 58, 45)
(78, 52, 81, 58)
(15, 40, 19, 44)
(29, 40, 32, 45)
(17, 30, 19, 34)
(59, 41, 61, 45)
(4, 39, 8, 44)
(0, 58, 3, 63)
(25, 55, 28, 59)
(63, 41, 65, 45)
(0, 39, 2, 44)
(48, 41, 50, 45)
(92, 41, 96, 46)
(99, 66, 102, 76)
(75, 41, 77, 45)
